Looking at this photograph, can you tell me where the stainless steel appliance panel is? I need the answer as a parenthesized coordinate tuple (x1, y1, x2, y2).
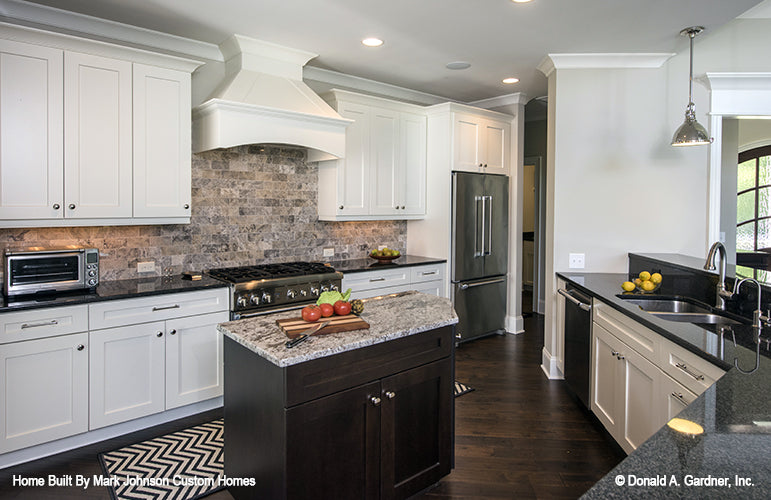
(483, 174, 509, 278)
(452, 172, 486, 282)
(453, 276, 507, 342)
(4, 247, 99, 296)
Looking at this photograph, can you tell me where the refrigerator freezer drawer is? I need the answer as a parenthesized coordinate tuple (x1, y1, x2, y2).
(453, 276, 507, 342)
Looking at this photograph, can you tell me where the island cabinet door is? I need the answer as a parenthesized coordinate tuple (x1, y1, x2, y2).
(285, 381, 381, 500)
(380, 357, 453, 500)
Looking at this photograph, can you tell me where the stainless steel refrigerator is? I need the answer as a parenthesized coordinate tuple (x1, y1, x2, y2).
(452, 171, 509, 342)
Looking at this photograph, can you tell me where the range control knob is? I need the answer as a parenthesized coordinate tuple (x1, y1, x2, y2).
(236, 295, 248, 308)
(250, 294, 260, 305)
(286, 289, 296, 299)
(320, 285, 329, 293)
(330, 284, 339, 291)
(262, 292, 272, 304)
(300, 289, 308, 297)
(310, 286, 320, 296)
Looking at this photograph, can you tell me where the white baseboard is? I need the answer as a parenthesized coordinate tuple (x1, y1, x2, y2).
(505, 314, 524, 334)
(0, 397, 222, 469)
(540, 346, 564, 380)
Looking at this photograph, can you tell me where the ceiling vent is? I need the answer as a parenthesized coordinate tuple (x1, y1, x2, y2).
(192, 35, 352, 161)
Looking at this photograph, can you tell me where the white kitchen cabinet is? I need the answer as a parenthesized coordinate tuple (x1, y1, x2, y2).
(0, 28, 199, 227)
(318, 90, 427, 221)
(591, 323, 661, 454)
(133, 63, 192, 218)
(0, 39, 63, 220)
(89, 321, 166, 430)
(659, 336, 726, 395)
(0, 332, 89, 453)
(343, 262, 447, 299)
(165, 311, 229, 409)
(660, 372, 697, 424)
(453, 113, 509, 174)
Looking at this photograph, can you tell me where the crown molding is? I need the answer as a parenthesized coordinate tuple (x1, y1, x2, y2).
(470, 92, 528, 110)
(538, 53, 674, 76)
(0, 0, 222, 61)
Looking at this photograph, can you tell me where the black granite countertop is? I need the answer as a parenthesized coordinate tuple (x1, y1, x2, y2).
(0, 275, 228, 313)
(557, 272, 771, 498)
(326, 254, 446, 274)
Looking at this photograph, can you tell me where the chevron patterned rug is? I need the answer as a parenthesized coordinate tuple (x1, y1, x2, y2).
(98, 419, 224, 500)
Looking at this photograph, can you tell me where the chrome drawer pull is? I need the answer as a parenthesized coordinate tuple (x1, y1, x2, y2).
(152, 304, 180, 312)
(671, 392, 685, 401)
(421, 271, 437, 276)
(370, 277, 387, 282)
(21, 319, 59, 329)
(675, 362, 705, 381)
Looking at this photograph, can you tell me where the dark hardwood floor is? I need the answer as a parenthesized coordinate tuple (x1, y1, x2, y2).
(0, 314, 624, 499)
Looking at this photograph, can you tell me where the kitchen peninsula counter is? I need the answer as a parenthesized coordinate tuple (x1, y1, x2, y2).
(220, 291, 457, 500)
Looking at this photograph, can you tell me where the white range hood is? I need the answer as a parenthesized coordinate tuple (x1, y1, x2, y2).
(192, 35, 351, 161)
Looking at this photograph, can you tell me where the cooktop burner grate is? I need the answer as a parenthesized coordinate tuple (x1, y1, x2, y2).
(206, 261, 335, 284)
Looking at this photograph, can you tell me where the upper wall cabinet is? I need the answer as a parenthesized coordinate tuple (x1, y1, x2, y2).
(452, 112, 510, 175)
(318, 90, 427, 221)
(0, 28, 200, 228)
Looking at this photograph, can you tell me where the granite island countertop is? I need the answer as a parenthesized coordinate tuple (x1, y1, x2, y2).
(217, 291, 458, 367)
(325, 254, 446, 274)
(556, 272, 771, 499)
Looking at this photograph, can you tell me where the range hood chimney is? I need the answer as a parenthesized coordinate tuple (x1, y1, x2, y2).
(192, 35, 351, 161)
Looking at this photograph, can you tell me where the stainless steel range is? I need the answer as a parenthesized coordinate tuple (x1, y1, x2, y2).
(206, 262, 342, 319)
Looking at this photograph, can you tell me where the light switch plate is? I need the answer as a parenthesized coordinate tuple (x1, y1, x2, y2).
(137, 261, 155, 273)
(568, 253, 585, 269)
(323, 247, 335, 258)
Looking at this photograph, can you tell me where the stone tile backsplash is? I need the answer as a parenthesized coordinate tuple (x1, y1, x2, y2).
(0, 145, 406, 281)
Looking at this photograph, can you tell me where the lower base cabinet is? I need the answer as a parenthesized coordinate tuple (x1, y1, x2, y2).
(224, 326, 454, 500)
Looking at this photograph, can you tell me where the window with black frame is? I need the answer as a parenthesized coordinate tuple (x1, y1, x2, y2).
(737, 145, 771, 253)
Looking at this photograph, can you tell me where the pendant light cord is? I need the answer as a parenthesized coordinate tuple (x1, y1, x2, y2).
(688, 31, 695, 107)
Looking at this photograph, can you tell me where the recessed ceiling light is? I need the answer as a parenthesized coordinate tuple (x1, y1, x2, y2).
(502, 77, 520, 84)
(511, 0, 533, 3)
(446, 61, 471, 70)
(362, 38, 384, 47)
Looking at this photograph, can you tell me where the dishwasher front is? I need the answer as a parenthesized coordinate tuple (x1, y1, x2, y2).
(559, 284, 593, 408)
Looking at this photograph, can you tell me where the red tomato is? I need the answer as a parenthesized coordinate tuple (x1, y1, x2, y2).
(334, 300, 352, 316)
(301, 305, 321, 322)
(319, 303, 335, 317)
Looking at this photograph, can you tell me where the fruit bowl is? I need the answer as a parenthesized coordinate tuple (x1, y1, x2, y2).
(635, 280, 661, 294)
(369, 254, 400, 262)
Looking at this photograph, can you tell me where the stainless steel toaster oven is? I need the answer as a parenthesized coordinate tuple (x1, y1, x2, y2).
(3, 247, 99, 296)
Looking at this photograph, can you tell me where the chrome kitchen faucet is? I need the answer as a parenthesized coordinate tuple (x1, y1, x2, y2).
(704, 241, 733, 310)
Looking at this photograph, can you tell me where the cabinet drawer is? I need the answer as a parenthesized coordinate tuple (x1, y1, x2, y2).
(343, 269, 410, 293)
(592, 301, 660, 363)
(0, 305, 89, 344)
(410, 264, 445, 284)
(660, 339, 725, 395)
(285, 326, 453, 407)
(89, 287, 229, 330)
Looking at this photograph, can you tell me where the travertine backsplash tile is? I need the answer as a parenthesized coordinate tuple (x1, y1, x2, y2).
(0, 145, 406, 280)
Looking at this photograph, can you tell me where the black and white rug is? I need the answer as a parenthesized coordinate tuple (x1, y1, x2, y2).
(454, 381, 475, 397)
(99, 419, 224, 500)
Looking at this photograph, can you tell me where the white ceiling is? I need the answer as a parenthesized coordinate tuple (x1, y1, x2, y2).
(15, 0, 767, 103)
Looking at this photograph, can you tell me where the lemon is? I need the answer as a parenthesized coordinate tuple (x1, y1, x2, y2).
(642, 280, 656, 291)
(651, 272, 662, 284)
(621, 281, 636, 292)
(634, 278, 643, 287)
(639, 271, 651, 281)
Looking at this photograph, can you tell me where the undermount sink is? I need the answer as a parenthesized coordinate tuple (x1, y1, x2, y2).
(616, 295, 748, 326)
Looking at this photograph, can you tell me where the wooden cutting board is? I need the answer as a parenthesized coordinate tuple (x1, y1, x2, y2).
(277, 314, 370, 339)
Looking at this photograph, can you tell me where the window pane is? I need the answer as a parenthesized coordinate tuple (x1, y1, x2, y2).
(738, 159, 757, 191)
(761, 187, 771, 218)
(758, 218, 771, 250)
(761, 156, 771, 186)
(737, 191, 756, 224)
(737, 222, 755, 251)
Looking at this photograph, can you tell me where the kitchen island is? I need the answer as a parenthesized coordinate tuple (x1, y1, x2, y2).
(217, 291, 458, 500)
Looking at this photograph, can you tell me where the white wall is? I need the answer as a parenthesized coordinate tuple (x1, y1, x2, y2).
(739, 119, 771, 150)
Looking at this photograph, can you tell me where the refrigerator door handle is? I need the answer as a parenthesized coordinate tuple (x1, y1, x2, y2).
(484, 195, 493, 256)
(458, 277, 506, 290)
(474, 195, 484, 257)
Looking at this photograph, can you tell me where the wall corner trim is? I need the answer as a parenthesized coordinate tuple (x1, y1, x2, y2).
(539, 53, 674, 75)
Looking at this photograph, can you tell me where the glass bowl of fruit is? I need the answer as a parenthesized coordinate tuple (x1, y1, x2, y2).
(634, 271, 662, 293)
(369, 247, 401, 262)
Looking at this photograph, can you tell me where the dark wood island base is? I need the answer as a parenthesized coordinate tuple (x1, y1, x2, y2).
(223, 325, 455, 500)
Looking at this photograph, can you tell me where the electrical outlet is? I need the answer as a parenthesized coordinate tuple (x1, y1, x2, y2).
(568, 253, 585, 269)
(323, 247, 335, 258)
(378, 245, 386, 251)
(137, 261, 156, 273)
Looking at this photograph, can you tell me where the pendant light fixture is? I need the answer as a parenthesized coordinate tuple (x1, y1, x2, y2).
(671, 26, 713, 147)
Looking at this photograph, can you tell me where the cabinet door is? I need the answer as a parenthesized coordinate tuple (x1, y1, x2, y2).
(453, 113, 483, 172)
(482, 119, 509, 174)
(133, 63, 191, 218)
(380, 357, 453, 500)
(165, 311, 228, 409)
(286, 381, 381, 500)
(0, 40, 63, 220)
(591, 324, 622, 437)
(370, 106, 400, 216)
(399, 111, 427, 215)
(618, 342, 661, 454)
(64, 52, 132, 219)
(89, 322, 165, 429)
(336, 101, 370, 216)
(0, 333, 88, 453)
(660, 372, 697, 426)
